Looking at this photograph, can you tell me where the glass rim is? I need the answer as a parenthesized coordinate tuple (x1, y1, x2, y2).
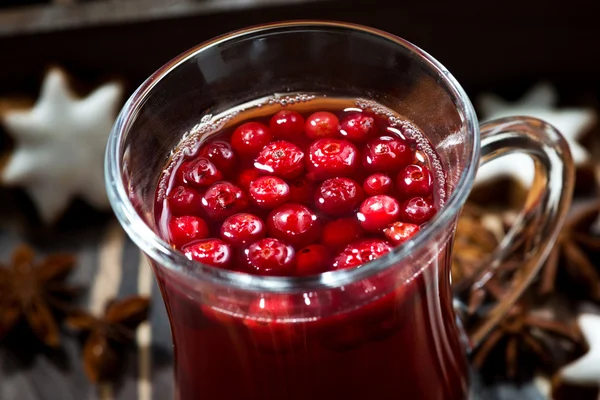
(105, 20, 480, 293)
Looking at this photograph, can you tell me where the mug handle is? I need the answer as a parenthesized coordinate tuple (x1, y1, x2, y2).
(455, 116, 575, 348)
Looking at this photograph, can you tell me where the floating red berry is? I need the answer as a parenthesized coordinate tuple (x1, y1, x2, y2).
(396, 164, 433, 198)
(362, 136, 412, 173)
(199, 140, 236, 171)
(267, 203, 321, 247)
(178, 157, 223, 188)
(315, 177, 364, 216)
(201, 181, 248, 220)
(269, 110, 305, 140)
(305, 111, 340, 139)
(220, 213, 265, 246)
(237, 168, 261, 191)
(288, 177, 314, 205)
(357, 195, 401, 232)
(401, 197, 436, 224)
(248, 175, 290, 209)
(182, 239, 232, 268)
(167, 185, 203, 216)
(363, 173, 393, 196)
(245, 238, 295, 276)
(384, 221, 420, 245)
(255, 141, 304, 179)
(306, 138, 359, 181)
(296, 244, 331, 276)
(168, 215, 210, 248)
(321, 218, 364, 250)
(231, 122, 273, 156)
(333, 239, 393, 270)
(339, 112, 377, 143)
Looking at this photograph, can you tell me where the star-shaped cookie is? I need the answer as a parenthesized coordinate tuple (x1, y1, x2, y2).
(1, 68, 123, 223)
(475, 83, 596, 188)
(559, 313, 600, 388)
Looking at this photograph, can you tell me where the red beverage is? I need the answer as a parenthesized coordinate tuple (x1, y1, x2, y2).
(153, 96, 469, 400)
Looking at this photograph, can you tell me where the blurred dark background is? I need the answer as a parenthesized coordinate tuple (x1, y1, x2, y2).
(0, 0, 599, 106)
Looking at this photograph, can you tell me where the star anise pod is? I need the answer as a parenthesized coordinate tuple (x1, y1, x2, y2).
(472, 303, 584, 381)
(67, 296, 150, 383)
(0, 244, 78, 347)
(539, 201, 600, 301)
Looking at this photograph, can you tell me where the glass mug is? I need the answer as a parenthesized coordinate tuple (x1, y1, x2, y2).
(105, 22, 574, 400)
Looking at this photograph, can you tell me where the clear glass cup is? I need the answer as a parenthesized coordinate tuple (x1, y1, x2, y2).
(105, 21, 574, 400)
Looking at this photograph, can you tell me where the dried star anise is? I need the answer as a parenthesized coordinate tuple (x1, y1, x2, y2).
(472, 303, 584, 381)
(539, 201, 600, 301)
(67, 296, 150, 383)
(0, 244, 78, 347)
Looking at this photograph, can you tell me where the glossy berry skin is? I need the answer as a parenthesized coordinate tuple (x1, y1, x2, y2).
(401, 197, 436, 224)
(245, 238, 295, 276)
(339, 112, 377, 143)
(296, 244, 331, 276)
(199, 140, 236, 171)
(321, 218, 364, 250)
(237, 168, 261, 191)
(315, 177, 364, 216)
(384, 221, 420, 245)
(201, 182, 248, 220)
(267, 203, 321, 247)
(179, 157, 222, 188)
(306, 138, 359, 181)
(168, 216, 210, 248)
(269, 110, 305, 140)
(182, 239, 232, 268)
(305, 111, 340, 139)
(231, 122, 273, 156)
(167, 185, 203, 216)
(248, 175, 290, 209)
(396, 164, 433, 198)
(288, 177, 314, 205)
(255, 141, 305, 179)
(358, 195, 401, 232)
(333, 239, 393, 270)
(363, 173, 393, 196)
(220, 213, 265, 246)
(362, 136, 412, 173)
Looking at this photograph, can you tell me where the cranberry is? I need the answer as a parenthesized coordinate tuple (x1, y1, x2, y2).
(315, 177, 364, 216)
(384, 221, 420, 245)
(357, 195, 401, 232)
(267, 203, 321, 247)
(269, 110, 305, 140)
(199, 140, 236, 171)
(231, 122, 273, 156)
(305, 111, 340, 139)
(288, 177, 315, 205)
(306, 138, 359, 181)
(168, 215, 210, 248)
(255, 141, 304, 179)
(244, 295, 299, 352)
(321, 218, 364, 250)
(178, 157, 222, 188)
(248, 175, 290, 209)
(237, 168, 261, 191)
(182, 239, 232, 268)
(363, 173, 393, 196)
(167, 185, 203, 216)
(362, 136, 412, 173)
(396, 164, 433, 198)
(401, 197, 437, 224)
(339, 112, 377, 143)
(201, 181, 248, 220)
(220, 213, 265, 246)
(333, 239, 393, 270)
(245, 238, 295, 275)
(296, 244, 331, 276)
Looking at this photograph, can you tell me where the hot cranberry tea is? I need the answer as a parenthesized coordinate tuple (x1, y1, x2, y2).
(154, 96, 468, 400)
